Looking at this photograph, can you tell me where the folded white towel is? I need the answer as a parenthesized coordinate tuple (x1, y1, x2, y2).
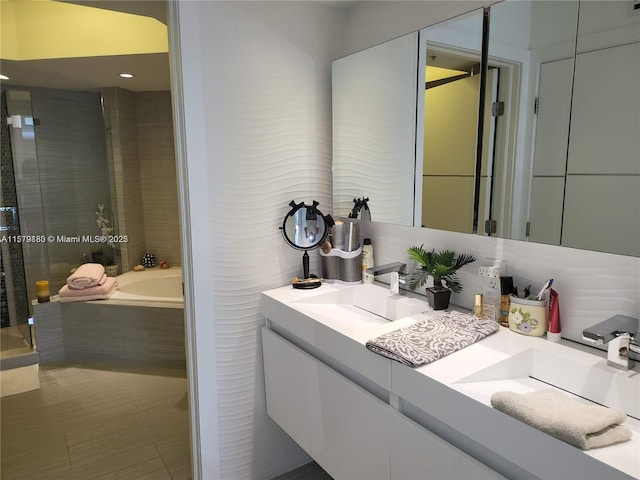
(59, 277, 117, 302)
(491, 389, 632, 450)
(67, 263, 106, 289)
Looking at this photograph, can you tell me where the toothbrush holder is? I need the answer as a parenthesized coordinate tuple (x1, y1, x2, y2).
(508, 295, 547, 336)
(320, 246, 362, 284)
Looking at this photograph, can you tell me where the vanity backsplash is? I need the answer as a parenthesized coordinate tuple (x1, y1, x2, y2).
(359, 221, 640, 351)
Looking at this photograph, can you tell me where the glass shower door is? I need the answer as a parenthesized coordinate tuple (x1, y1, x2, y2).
(1, 90, 33, 347)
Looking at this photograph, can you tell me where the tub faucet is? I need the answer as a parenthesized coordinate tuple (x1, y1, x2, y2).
(582, 315, 640, 370)
(366, 262, 407, 295)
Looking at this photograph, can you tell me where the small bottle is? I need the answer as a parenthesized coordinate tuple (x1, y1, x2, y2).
(473, 294, 483, 317)
(499, 276, 514, 327)
(80, 253, 89, 264)
(361, 238, 374, 283)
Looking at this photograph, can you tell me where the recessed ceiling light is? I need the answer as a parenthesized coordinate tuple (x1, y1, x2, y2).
(0, 74, 9, 80)
(119, 73, 134, 79)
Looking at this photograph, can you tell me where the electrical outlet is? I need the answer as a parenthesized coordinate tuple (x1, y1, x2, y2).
(478, 261, 506, 293)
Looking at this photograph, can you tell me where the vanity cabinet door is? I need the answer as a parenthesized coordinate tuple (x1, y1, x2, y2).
(389, 409, 506, 480)
(262, 327, 315, 453)
(262, 328, 391, 479)
(308, 352, 391, 480)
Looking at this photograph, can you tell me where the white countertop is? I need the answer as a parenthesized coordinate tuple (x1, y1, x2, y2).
(263, 281, 640, 479)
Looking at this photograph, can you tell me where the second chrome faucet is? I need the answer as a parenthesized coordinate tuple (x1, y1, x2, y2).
(582, 315, 640, 370)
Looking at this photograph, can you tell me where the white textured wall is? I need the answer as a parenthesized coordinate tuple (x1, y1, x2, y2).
(174, 2, 345, 478)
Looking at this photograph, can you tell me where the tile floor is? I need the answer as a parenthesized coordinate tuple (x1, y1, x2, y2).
(0, 362, 191, 480)
(0, 354, 332, 480)
(273, 462, 333, 480)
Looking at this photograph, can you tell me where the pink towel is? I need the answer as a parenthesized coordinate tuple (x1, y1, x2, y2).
(67, 263, 106, 289)
(59, 277, 117, 301)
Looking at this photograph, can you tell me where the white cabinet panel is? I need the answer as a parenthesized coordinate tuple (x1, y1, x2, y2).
(389, 409, 505, 480)
(309, 359, 391, 480)
(264, 328, 505, 480)
(262, 328, 390, 479)
(567, 42, 640, 175)
(532, 58, 573, 177)
(262, 328, 315, 453)
(562, 175, 640, 256)
(528, 177, 565, 245)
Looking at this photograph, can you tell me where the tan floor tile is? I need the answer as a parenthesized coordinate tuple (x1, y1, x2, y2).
(0, 436, 71, 479)
(88, 456, 173, 480)
(7, 463, 73, 480)
(68, 410, 189, 466)
(65, 444, 162, 479)
(1, 364, 191, 480)
(156, 437, 193, 480)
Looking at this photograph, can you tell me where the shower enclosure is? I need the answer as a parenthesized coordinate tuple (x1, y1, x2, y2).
(1, 87, 112, 349)
(1, 91, 31, 346)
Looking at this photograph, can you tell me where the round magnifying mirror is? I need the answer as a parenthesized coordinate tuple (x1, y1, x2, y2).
(281, 200, 333, 288)
(282, 205, 327, 250)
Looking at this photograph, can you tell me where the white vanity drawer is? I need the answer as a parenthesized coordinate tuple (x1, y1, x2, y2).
(263, 327, 505, 480)
(262, 327, 390, 479)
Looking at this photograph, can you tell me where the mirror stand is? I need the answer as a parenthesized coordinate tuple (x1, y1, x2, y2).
(280, 200, 334, 289)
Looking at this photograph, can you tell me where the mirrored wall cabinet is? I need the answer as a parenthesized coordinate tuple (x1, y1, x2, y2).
(332, 0, 639, 257)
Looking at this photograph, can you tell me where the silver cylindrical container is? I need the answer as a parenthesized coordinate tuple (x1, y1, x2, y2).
(320, 246, 362, 284)
(338, 250, 362, 283)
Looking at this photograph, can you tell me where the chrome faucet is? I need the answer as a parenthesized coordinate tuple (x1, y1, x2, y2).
(366, 262, 407, 295)
(582, 315, 640, 370)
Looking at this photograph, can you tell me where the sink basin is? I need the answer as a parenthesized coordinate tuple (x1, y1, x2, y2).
(295, 283, 428, 321)
(453, 347, 640, 419)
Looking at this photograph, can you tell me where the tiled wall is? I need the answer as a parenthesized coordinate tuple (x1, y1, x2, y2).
(136, 92, 181, 266)
(101, 88, 146, 273)
(102, 88, 180, 271)
(34, 300, 186, 368)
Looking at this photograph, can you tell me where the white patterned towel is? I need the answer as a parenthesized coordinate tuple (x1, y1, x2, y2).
(365, 311, 499, 367)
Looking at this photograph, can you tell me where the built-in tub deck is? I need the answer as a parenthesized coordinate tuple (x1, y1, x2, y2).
(33, 267, 186, 369)
(109, 267, 183, 307)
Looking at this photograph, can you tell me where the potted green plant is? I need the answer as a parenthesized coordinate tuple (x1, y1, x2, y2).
(407, 245, 476, 310)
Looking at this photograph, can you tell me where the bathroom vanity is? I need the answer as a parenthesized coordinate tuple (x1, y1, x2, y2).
(262, 283, 639, 480)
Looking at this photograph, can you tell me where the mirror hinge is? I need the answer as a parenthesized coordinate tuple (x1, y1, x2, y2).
(534, 98, 539, 115)
(526, 221, 531, 237)
(491, 101, 505, 117)
(485, 219, 497, 234)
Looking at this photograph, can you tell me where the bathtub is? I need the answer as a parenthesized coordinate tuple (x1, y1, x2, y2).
(36, 265, 186, 368)
(109, 266, 183, 308)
